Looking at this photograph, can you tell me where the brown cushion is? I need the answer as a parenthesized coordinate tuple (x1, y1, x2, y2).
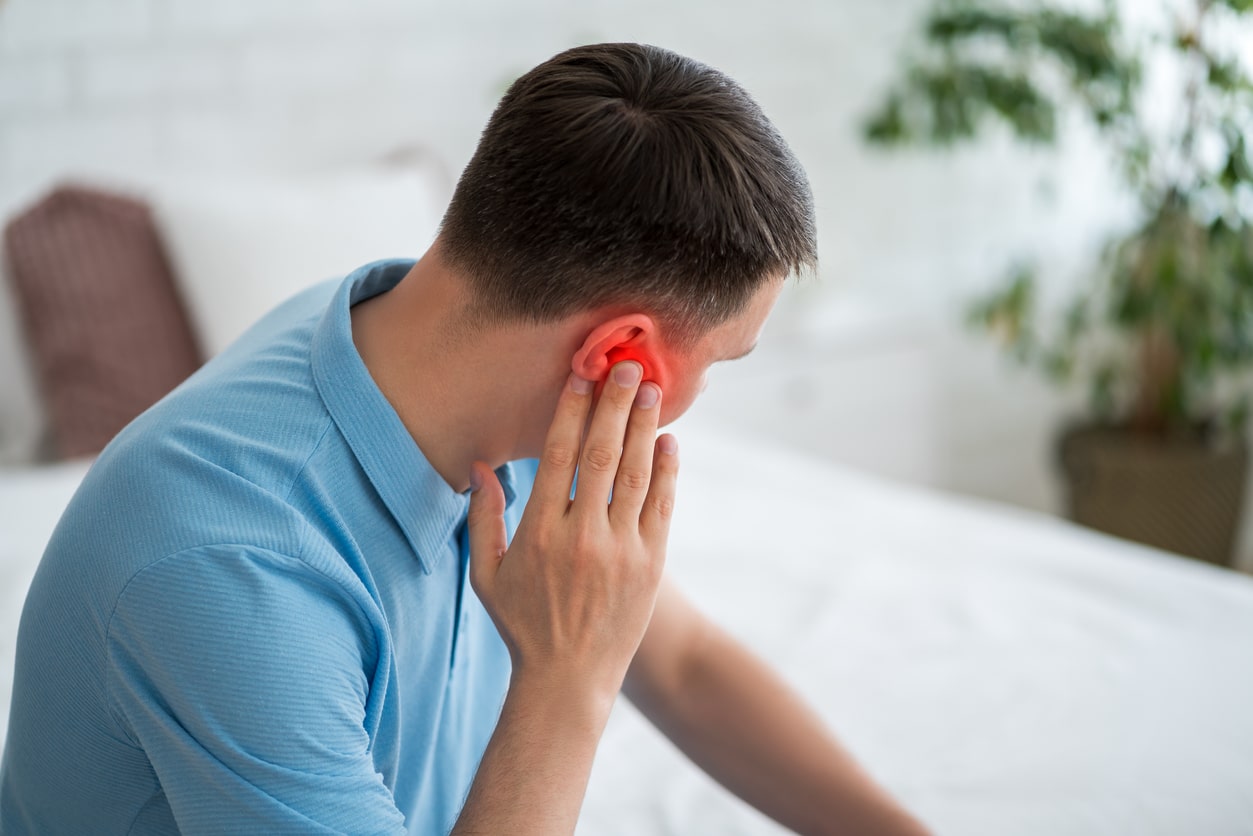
(4, 184, 204, 459)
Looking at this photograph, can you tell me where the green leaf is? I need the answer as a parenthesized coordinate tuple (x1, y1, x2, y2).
(925, 7, 1021, 42)
(1044, 348, 1074, 381)
(981, 69, 1057, 140)
(1219, 131, 1253, 189)
(885, 62, 1059, 144)
(1228, 395, 1251, 434)
(967, 263, 1038, 352)
(1064, 298, 1090, 339)
(863, 95, 909, 144)
(1207, 57, 1252, 93)
(1036, 10, 1124, 84)
(1213, 0, 1253, 13)
(1091, 363, 1118, 419)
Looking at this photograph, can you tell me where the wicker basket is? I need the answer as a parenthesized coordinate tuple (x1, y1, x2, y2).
(1058, 426, 1249, 566)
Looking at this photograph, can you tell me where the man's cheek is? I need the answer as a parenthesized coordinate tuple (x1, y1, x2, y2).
(657, 383, 701, 428)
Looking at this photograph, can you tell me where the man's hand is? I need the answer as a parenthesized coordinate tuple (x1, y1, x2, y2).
(467, 362, 677, 704)
(466, 363, 676, 701)
(454, 362, 677, 835)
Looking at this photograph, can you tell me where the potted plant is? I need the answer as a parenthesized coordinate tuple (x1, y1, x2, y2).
(863, 0, 1253, 566)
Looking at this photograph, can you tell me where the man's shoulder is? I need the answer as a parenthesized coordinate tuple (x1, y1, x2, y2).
(52, 280, 352, 577)
(111, 277, 344, 493)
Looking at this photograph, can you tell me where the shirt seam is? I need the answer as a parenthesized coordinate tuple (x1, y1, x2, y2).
(282, 415, 337, 507)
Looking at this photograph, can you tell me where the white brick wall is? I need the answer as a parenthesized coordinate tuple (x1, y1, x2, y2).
(0, 55, 70, 113)
(0, 0, 1120, 423)
(5, 112, 161, 189)
(0, 0, 152, 51)
(0, 0, 1126, 292)
(82, 46, 234, 106)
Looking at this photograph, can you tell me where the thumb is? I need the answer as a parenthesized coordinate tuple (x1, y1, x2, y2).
(467, 461, 507, 593)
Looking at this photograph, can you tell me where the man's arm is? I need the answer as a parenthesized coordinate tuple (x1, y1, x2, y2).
(624, 577, 933, 836)
(457, 364, 675, 834)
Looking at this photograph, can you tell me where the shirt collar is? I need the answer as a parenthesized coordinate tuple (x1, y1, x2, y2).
(310, 259, 518, 574)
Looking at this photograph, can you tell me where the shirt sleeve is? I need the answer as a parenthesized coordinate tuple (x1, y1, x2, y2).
(105, 545, 407, 835)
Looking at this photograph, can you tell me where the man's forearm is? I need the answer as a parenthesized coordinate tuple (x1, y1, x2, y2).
(625, 622, 932, 836)
(452, 674, 613, 835)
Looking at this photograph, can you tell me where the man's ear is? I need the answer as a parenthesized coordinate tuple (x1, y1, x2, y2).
(571, 314, 660, 383)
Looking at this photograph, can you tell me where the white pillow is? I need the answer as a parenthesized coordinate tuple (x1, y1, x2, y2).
(152, 165, 448, 358)
(0, 205, 49, 466)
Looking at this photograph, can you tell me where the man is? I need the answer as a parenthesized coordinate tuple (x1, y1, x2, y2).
(1, 43, 930, 834)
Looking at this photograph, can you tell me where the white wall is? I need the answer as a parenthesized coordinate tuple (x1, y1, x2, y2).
(0, 0, 1131, 307)
(3, 0, 1248, 569)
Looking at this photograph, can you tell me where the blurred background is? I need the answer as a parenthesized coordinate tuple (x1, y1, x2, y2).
(0, 0, 1250, 571)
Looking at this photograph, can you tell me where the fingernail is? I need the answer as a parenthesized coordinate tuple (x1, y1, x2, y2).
(469, 467, 482, 492)
(658, 435, 678, 455)
(570, 374, 594, 395)
(613, 361, 642, 387)
(634, 382, 659, 409)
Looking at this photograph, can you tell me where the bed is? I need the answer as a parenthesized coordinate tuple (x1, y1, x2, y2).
(2, 169, 1252, 835)
(2, 423, 1252, 834)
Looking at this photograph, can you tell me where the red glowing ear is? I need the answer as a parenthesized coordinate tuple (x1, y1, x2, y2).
(605, 345, 655, 383)
(570, 315, 666, 390)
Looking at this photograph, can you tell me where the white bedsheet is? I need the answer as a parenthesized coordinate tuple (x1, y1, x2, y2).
(2, 428, 1251, 835)
(582, 426, 1253, 835)
(0, 456, 94, 747)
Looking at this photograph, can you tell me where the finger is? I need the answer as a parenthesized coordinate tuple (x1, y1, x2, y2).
(467, 461, 508, 596)
(573, 361, 643, 512)
(639, 433, 679, 556)
(608, 381, 662, 528)
(530, 373, 595, 513)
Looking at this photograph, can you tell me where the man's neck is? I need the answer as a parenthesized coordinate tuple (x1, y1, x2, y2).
(349, 251, 576, 492)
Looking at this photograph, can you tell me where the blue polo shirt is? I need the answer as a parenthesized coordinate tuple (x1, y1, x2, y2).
(0, 260, 534, 834)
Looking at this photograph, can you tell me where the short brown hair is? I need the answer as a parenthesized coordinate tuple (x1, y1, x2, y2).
(438, 42, 817, 343)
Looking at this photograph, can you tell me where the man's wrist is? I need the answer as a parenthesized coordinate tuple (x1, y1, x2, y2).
(505, 666, 618, 734)
(452, 665, 616, 834)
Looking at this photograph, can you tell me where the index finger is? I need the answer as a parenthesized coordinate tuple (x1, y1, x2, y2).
(528, 373, 595, 512)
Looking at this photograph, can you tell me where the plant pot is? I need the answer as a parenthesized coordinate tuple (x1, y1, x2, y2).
(1058, 425, 1249, 567)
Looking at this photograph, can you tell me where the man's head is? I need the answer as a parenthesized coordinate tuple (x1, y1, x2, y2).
(437, 42, 816, 423)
